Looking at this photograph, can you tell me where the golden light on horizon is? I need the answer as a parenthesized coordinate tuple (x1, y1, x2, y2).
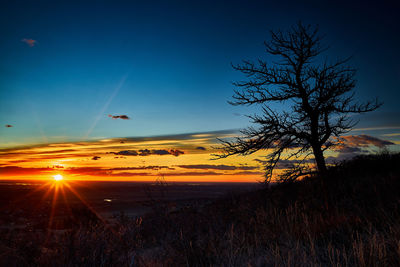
(0, 133, 270, 182)
(53, 174, 63, 181)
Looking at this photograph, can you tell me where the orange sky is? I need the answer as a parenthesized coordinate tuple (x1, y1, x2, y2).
(0, 131, 397, 182)
(0, 131, 267, 182)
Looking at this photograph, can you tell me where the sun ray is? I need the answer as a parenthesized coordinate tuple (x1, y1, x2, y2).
(62, 182, 114, 229)
(85, 74, 129, 138)
(46, 183, 59, 242)
(8, 181, 52, 207)
(59, 185, 74, 219)
(11, 177, 125, 245)
(40, 184, 55, 203)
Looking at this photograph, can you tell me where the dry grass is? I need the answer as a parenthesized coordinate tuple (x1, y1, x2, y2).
(1, 152, 400, 266)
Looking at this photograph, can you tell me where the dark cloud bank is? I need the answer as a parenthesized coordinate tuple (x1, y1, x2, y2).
(112, 149, 184, 157)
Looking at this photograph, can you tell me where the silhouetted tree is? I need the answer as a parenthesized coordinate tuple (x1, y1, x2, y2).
(218, 22, 381, 182)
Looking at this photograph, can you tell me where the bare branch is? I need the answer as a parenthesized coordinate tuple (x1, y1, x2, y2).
(217, 22, 382, 183)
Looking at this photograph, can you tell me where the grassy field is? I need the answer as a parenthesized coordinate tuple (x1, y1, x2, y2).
(1, 153, 400, 266)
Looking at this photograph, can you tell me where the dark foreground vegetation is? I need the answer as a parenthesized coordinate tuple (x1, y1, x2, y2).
(1, 153, 400, 266)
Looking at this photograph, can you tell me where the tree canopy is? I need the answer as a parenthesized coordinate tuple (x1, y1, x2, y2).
(217, 22, 381, 182)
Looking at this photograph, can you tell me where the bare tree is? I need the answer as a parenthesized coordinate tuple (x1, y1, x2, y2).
(217, 22, 381, 183)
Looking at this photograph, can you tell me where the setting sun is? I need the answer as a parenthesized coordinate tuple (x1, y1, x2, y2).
(53, 174, 63, 181)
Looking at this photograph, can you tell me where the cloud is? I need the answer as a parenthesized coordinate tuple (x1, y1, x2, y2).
(382, 133, 400, 137)
(138, 149, 152, 156)
(233, 171, 264, 175)
(110, 166, 174, 170)
(353, 126, 400, 132)
(160, 171, 222, 176)
(104, 172, 151, 177)
(112, 149, 184, 157)
(0, 164, 262, 178)
(113, 150, 138, 156)
(162, 171, 263, 176)
(118, 129, 237, 143)
(340, 134, 394, 148)
(252, 135, 395, 167)
(21, 38, 37, 47)
(329, 146, 365, 162)
(276, 159, 316, 169)
(108, 114, 130, 120)
(0, 130, 240, 180)
(0, 166, 52, 175)
(335, 146, 362, 154)
(52, 165, 64, 169)
(169, 149, 184, 157)
(5, 125, 13, 128)
(94, 171, 223, 177)
(63, 165, 175, 176)
(64, 167, 112, 176)
(177, 164, 258, 170)
(323, 134, 395, 163)
(254, 159, 268, 165)
(254, 158, 315, 169)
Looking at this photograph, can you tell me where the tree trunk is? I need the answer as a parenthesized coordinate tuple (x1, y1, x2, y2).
(312, 144, 330, 211)
(312, 145, 327, 176)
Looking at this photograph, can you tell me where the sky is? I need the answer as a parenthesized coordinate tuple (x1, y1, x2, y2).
(0, 0, 399, 182)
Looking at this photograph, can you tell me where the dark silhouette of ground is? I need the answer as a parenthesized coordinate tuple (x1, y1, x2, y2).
(1, 152, 399, 266)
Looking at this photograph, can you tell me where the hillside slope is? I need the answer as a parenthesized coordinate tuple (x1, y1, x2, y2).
(1, 153, 399, 266)
(135, 153, 400, 266)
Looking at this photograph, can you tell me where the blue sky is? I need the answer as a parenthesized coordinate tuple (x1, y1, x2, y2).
(1, 0, 399, 147)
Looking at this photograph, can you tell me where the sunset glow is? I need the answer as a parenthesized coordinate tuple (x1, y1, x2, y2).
(0, 131, 396, 182)
(1, 2, 399, 265)
(0, 1, 399, 184)
(53, 174, 63, 181)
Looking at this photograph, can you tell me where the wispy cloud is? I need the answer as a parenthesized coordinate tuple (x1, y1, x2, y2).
(0, 166, 52, 175)
(0, 164, 261, 178)
(108, 114, 130, 120)
(233, 171, 264, 175)
(326, 134, 395, 162)
(160, 171, 222, 176)
(382, 133, 400, 137)
(352, 126, 400, 132)
(0, 129, 296, 181)
(254, 158, 315, 169)
(111, 166, 174, 171)
(21, 38, 37, 47)
(340, 134, 394, 148)
(177, 164, 258, 171)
